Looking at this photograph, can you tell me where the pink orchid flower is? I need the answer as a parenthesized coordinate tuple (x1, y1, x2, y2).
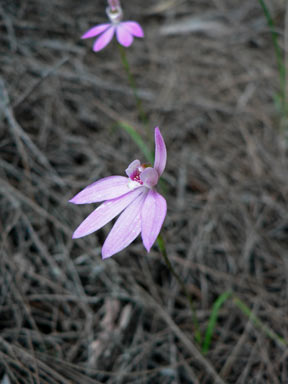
(81, 0, 144, 52)
(70, 127, 167, 259)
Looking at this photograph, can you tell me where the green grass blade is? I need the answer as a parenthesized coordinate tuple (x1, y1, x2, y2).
(232, 296, 287, 350)
(202, 291, 232, 354)
(258, 0, 285, 102)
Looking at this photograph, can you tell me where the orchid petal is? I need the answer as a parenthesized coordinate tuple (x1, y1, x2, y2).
(69, 176, 132, 204)
(93, 26, 115, 51)
(140, 167, 159, 188)
(121, 21, 144, 38)
(141, 190, 167, 252)
(116, 24, 133, 47)
(154, 127, 167, 177)
(102, 191, 147, 258)
(81, 23, 111, 39)
(125, 159, 141, 177)
(72, 188, 144, 239)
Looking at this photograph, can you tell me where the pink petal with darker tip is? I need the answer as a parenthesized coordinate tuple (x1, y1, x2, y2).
(72, 187, 144, 239)
(116, 24, 133, 47)
(154, 127, 167, 177)
(93, 26, 115, 51)
(141, 190, 167, 252)
(121, 21, 144, 37)
(102, 190, 148, 259)
(69, 176, 132, 204)
(81, 23, 111, 39)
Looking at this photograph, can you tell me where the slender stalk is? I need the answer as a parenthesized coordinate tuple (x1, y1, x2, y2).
(157, 234, 202, 345)
(118, 44, 148, 125)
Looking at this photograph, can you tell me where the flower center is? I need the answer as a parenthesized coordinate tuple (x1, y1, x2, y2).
(128, 163, 151, 189)
(130, 168, 143, 185)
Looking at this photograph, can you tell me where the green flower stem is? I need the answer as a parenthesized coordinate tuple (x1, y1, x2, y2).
(118, 44, 148, 125)
(157, 234, 202, 345)
(118, 46, 201, 345)
(258, 0, 286, 111)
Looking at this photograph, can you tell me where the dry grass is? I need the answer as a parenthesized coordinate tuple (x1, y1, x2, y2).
(1, 0, 288, 382)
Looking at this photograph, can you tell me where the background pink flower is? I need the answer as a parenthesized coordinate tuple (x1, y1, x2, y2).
(81, 3, 144, 52)
(70, 127, 167, 259)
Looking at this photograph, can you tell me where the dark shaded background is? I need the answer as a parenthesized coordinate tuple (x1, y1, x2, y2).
(1, 0, 288, 383)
